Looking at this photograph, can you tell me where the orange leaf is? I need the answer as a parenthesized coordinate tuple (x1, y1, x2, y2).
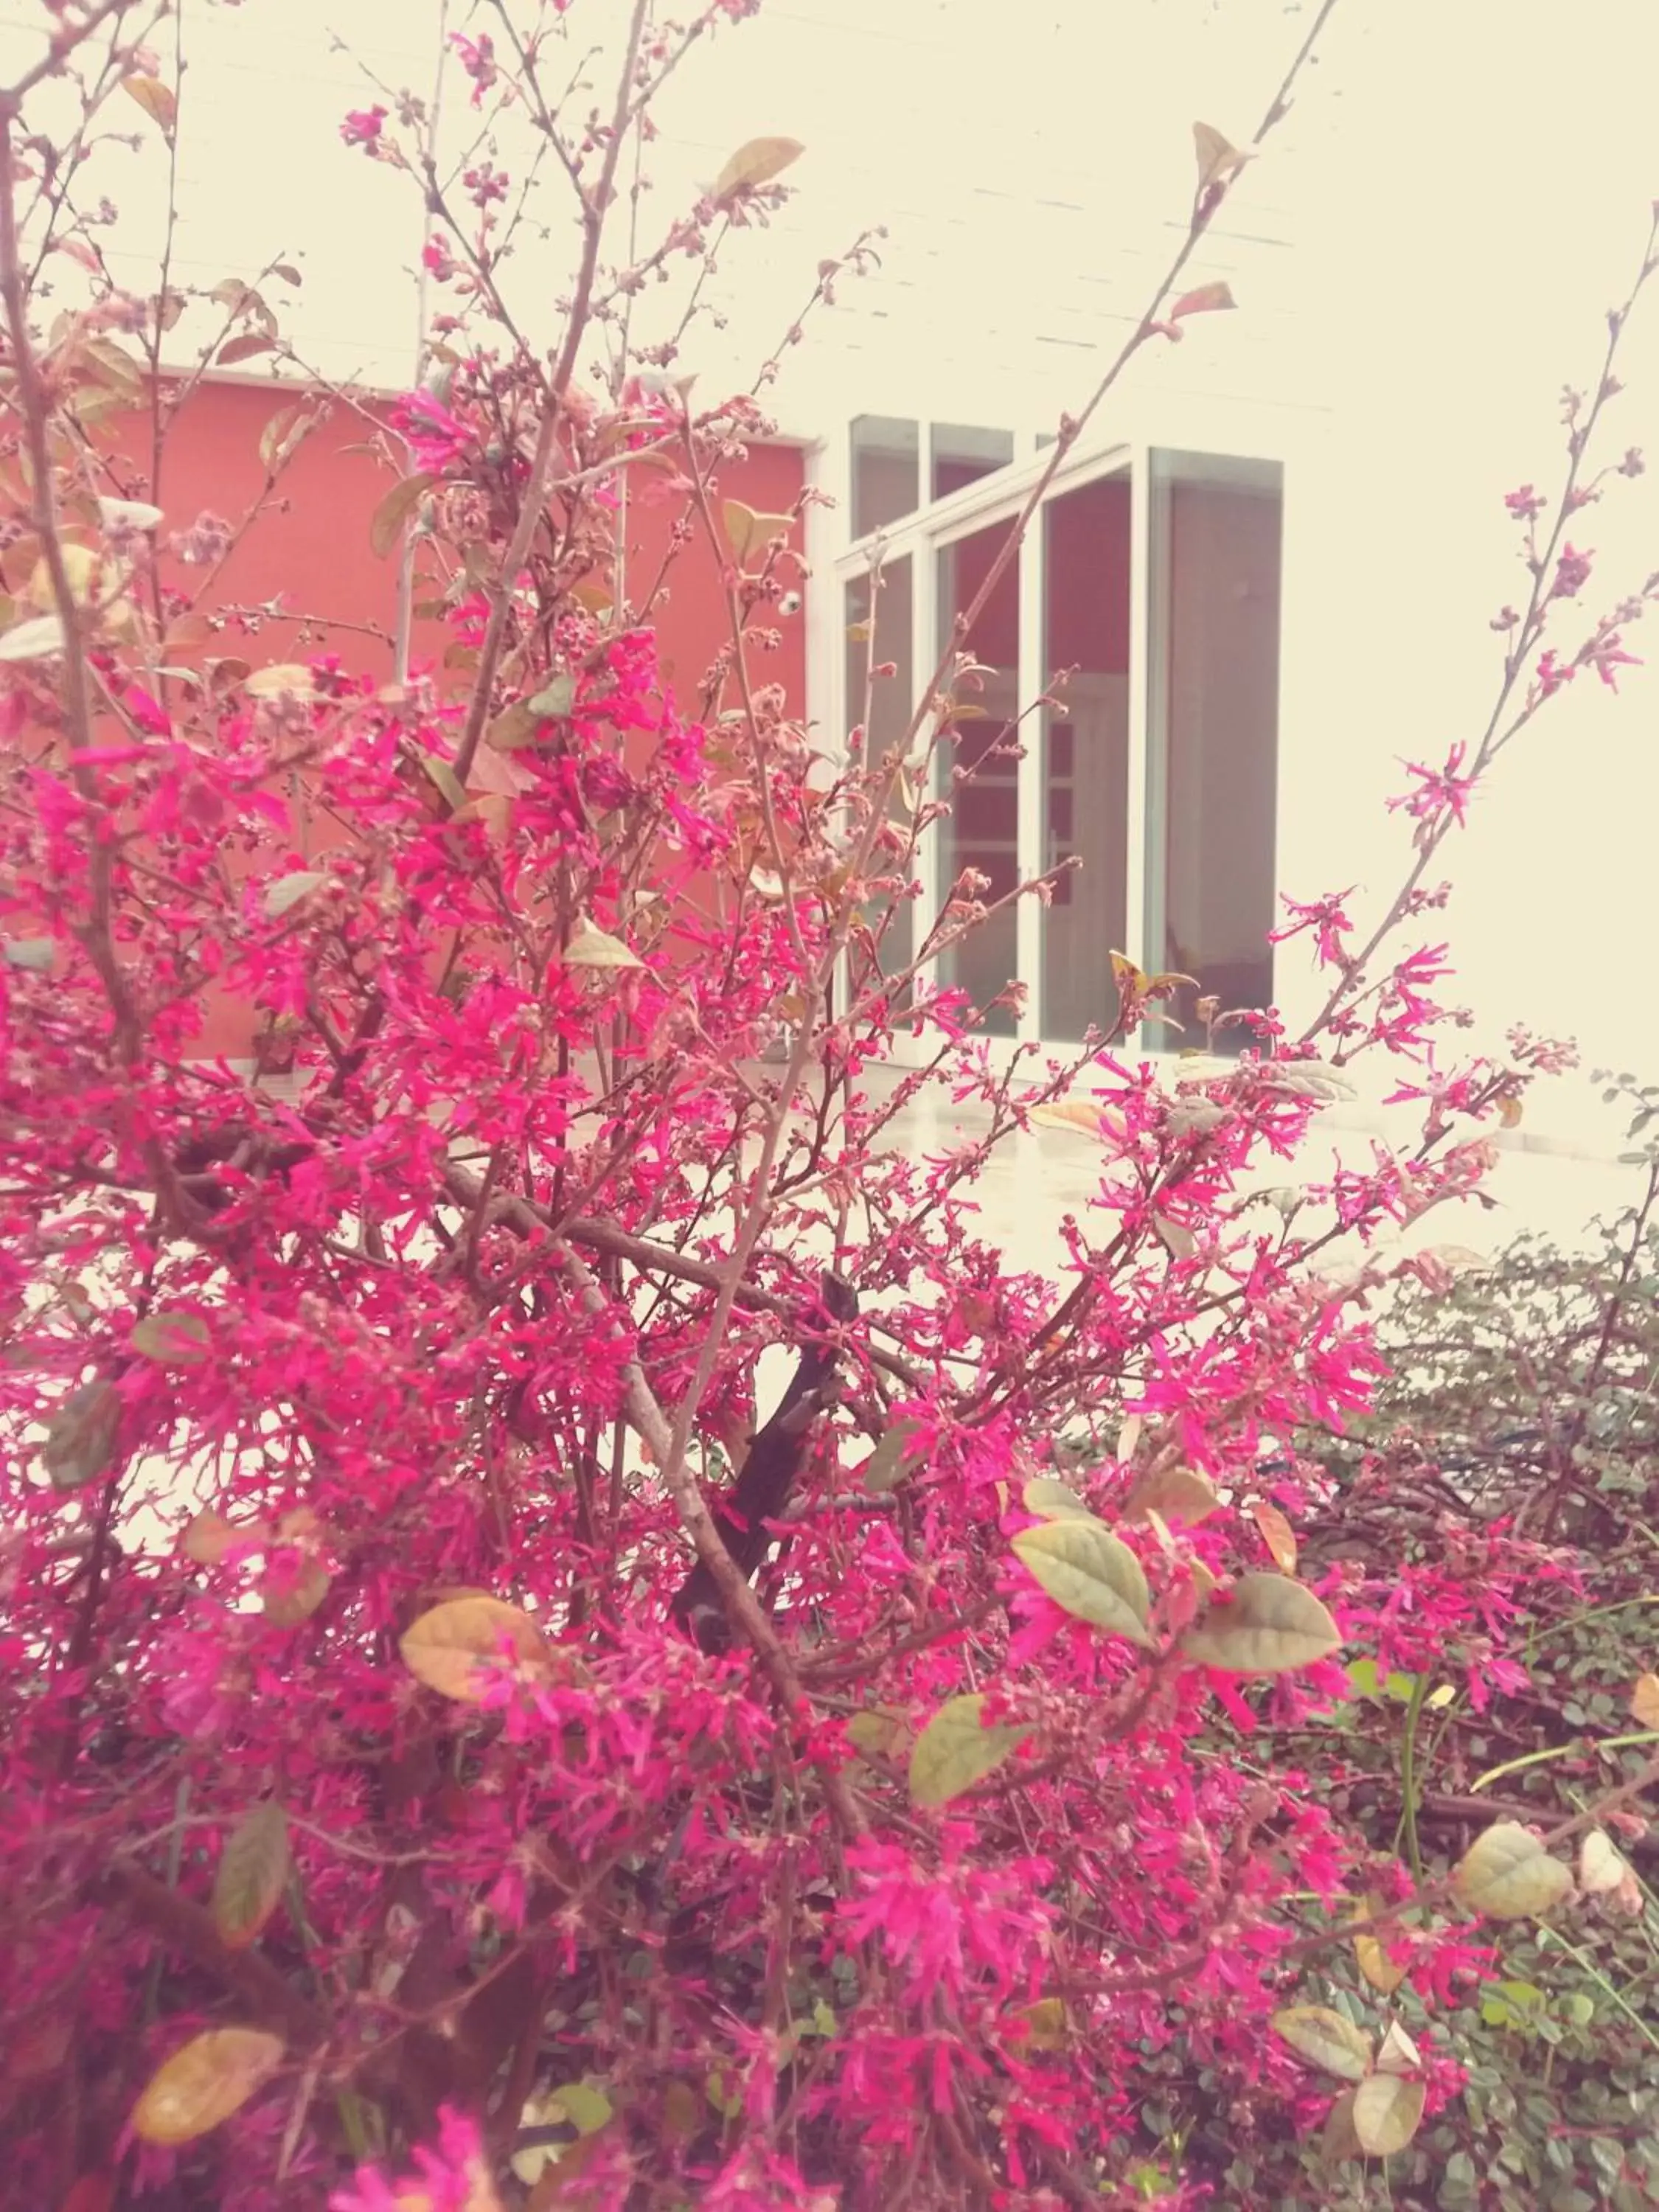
(400, 1596, 549, 1702)
(122, 76, 177, 133)
(130, 2028, 284, 2145)
(1249, 1499, 1298, 1574)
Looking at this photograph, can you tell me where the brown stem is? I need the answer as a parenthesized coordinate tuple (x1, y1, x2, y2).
(451, 0, 653, 787)
(104, 1860, 329, 2047)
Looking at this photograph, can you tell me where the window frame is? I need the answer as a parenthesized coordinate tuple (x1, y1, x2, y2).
(813, 413, 1294, 1066)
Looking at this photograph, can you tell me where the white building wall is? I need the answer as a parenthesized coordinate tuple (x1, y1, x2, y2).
(4, 0, 1658, 1176)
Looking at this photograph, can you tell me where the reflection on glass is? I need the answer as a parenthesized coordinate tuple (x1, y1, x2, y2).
(1040, 472, 1131, 1040)
(931, 423, 1015, 502)
(1150, 450, 1283, 1046)
(850, 417, 919, 539)
(935, 524, 1020, 1036)
(844, 557, 915, 989)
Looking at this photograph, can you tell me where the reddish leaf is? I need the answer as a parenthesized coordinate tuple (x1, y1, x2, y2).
(1169, 281, 1237, 319)
(218, 333, 277, 366)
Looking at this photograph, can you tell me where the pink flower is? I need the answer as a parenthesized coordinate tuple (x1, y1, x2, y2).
(331, 2107, 490, 2212)
(1388, 743, 1476, 838)
(388, 389, 473, 476)
(1587, 629, 1643, 689)
(1551, 541, 1593, 599)
(451, 31, 498, 102)
(339, 105, 387, 148)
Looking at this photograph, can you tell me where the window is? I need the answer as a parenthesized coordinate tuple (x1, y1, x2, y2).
(936, 521, 1022, 1037)
(844, 555, 917, 988)
(849, 417, 1018, 541)
(829, 435, 1284, 1057)
(1148, 451, 1282, 1042)
(849, 416, 919, 540)
(1042, 470, 1130, 1040)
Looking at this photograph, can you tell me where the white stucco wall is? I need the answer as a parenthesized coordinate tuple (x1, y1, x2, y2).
(5, 0, 1658, 1176)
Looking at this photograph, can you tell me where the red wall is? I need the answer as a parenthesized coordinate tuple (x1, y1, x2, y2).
(95, 378, 807, 1057)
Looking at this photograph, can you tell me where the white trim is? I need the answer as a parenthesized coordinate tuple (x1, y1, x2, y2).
(1015, 505, 1043, 1048)
(803, 432, 842, 753)
(911, 535, 940, 995)
(1137, 442, 1167, 1003)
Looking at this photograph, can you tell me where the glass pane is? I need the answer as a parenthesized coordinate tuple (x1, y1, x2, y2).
(1150, 451, 1283, 1046)
(1041, 470, 1131, 1040)
(935, 523, 1020, 1037)
(850, 416, 919, 539)
(931, 422, 1015, 503)
(844, 557, 915, 991)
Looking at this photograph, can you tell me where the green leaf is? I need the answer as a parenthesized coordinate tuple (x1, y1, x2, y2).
(245, 663, 316, 701)
(1320, 2086, 1363, 2165)
(1352, 2073, 1426, 2157)
(1012, 1520, 1152, 1645)
(908, 1692, 1028, 1807)
(369, 472, 434, 559)
(1376, 2020, 1420, 2075)
(42, 1380, 122, 1491)
(131, 1311, 211, 1368)
(1007, 1995, 1068, 2051)
(527, 673, 576, 718)
(1020, 1477, 1097, 1521)
(0, 612, 66, 661)
(1453, 1821, 1574, 1921)
(713, 136, 804, 201)
(262, 871, 325, 919)
(722, 499, 795, 564)
(861, 1419, 925, 1494)
(486, 702, 540, 752)
(845, 1708, 908, 1759)
(414, 750, 466, 813)
(1270, 2004, 1374, 2083)
(212, 1801, 291, 1951)
(1180, 1573, 1341, 1674)
(549, 2081, 612, 2135)
(4, 937, 55, 972)
(563, 924, 642, 971)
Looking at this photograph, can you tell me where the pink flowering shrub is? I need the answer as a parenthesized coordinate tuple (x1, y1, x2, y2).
(2, 4, 1658, 2209)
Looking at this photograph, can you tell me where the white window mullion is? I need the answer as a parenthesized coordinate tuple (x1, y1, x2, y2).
(1127, 442, 1160, 1023)
(1015, 507, 1043, 1048)
(809, 429, 855, 1029)
(911, 532, 940, 1003)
